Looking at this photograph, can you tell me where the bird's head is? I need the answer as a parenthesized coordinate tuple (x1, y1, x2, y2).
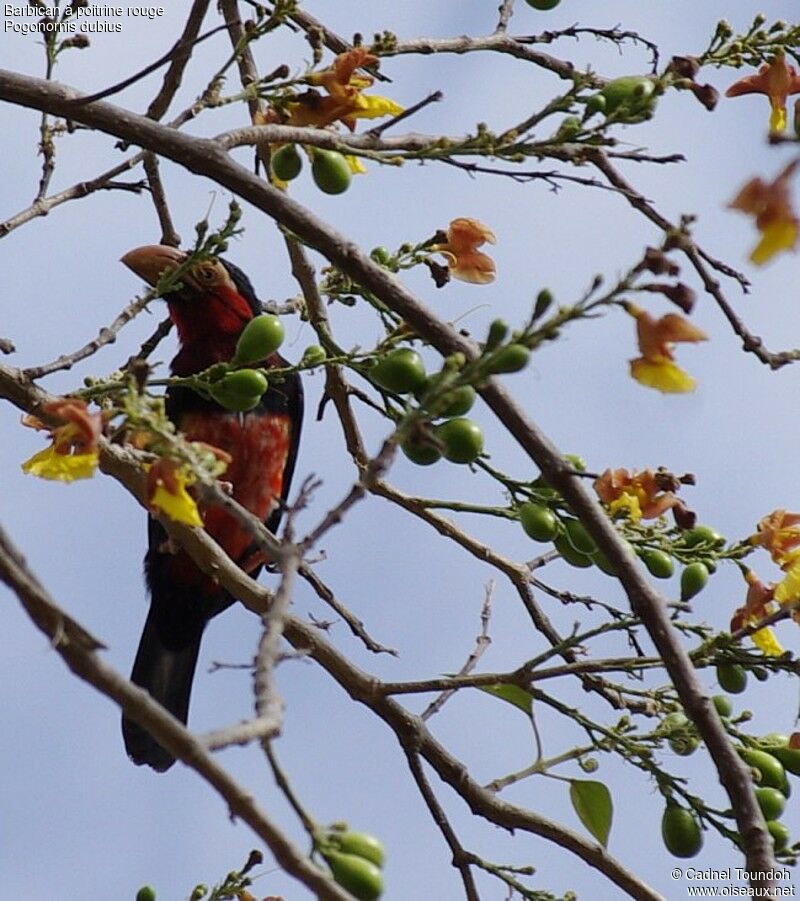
(121, 245, 261, 348)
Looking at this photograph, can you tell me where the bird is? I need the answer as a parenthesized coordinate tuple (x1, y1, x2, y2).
(119, 245, 303, 771)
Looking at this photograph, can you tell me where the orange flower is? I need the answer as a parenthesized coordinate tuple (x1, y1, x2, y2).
(433, 218, 497, 284)
(594, 467, 680, 522)
(750, 509, 800, 565)
(726, 51, 800, 133)
(729, 160, 799, 265)
(21, 399, 102, 482)
(730, 570, 783, 656)
(283, 48, 403, 131)
(624, 303, 707, 393)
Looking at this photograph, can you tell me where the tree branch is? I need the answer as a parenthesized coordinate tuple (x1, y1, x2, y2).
(0, 67, 775, 889)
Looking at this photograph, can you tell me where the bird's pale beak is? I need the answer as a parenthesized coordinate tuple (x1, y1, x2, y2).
(121, 244, 187, 287)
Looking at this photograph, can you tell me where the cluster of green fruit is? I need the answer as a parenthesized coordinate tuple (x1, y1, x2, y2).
(740, 735, 800, 854)
(203, 313, 286, 412)
(369, 347, 485, 465)
(518, 496, 719, 599)
(320, 828, 386, 900)
(659, 680, 797, 858)
(271, 143, 353, 195)
(374, 320, 531, 467)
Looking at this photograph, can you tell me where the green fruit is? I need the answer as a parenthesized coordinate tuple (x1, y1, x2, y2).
(556, 116, 581, 140)
(136, 889, 157, 901)
(712, 695, 733, 718)
(401, 436, 442, 466)
(739, 748, 787, 790)
(680, 562, 709, 601)
(585, 93, 606, 115)
(233, 314, 285, 365)
(756, 787, 787, 820)
(371, 349, 427, 394)
(601, 76, 657, 115)
(562, 518, 597, 555)
(436, 417, 484, 464)
(641, 548, 674, 579)
(534, 288, 554, 317)
(485, 318, 509, 351)
(519, 502, 559, 542)
(716, 664, 747, 695)
(334, 832, 386, 869)
(210, 369, 268, 411)
(768, 820, 790, 852)
(669, 735, 700, 756)
(661, 712, 689, 733)
(767, 743, 800, 777)
(302, 344, 327, 366)
(325, 851, 384, 901)
(312, 150, 352, 195)
(682, 525, 724, 548)
(563, 453, 587, 472)
(554, 534, 593, 568)
(271, 143, 303, 181)
(524, 0, 561, 9)
(438, 385, 476, 418)
(489, 343, 531, 374)
(661, 804, 703, 858)
(370, 246, 391, 264)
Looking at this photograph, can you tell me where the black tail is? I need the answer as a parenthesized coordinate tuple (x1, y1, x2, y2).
(122, 597, 207, 772)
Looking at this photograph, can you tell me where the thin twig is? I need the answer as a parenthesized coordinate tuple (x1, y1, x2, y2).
(297, 563, 398, 656)
(146, 0, 212, 121)
(381, 32, 584, 83)
(142, 153, 181, 247)
(365, 90, 443, 138)
(495, 0, 516, 34)
(125, 316, 173, 370)
(422, 582, 494, 720)
(403, 750, 480, 901)
(23, 290, 158, 380)
(73, 23, 229, 106)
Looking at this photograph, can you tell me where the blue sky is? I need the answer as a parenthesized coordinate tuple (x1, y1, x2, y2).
(3, 2, 800, 899)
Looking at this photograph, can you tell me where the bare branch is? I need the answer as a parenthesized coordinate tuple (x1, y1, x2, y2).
(421, 582, 493, 720)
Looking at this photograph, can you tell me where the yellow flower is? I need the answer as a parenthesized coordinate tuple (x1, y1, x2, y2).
(751, 626, 785, 657)
(594, 467, 682, 522)
(750, 218, 798, 265)
(726, 52, 800, 134)
(750, 509, 800, 566)
(629, 357, 696, 393)
(21, 397, 103, 482)
(731, 570, 784, 656)
(146, 459, 203, 527)
(729, 160, 800, 265)
(281, 48, 403, 131)
(624, 304, 707, 393)
(774, 555, 800, 604)
(21, 444, 98, 481)
(345, 154, 367, 175)
(607, 491, 642, 521)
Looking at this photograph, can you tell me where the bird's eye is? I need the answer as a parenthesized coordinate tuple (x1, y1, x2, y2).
(197, 265, 217, 282)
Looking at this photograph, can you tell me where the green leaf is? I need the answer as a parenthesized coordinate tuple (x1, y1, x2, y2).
(569, 779, 613, 847)
(478, 684, 534, 717)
